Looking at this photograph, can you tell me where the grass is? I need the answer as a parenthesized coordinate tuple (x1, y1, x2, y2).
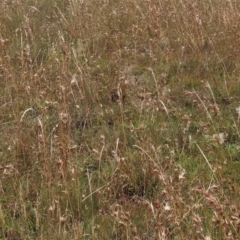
(0, 0, 240, 239)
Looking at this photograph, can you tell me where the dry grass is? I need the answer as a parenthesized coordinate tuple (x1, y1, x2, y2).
(0, 0, 240, 239)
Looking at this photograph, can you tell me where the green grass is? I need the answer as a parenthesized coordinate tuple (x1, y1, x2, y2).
(1, 0, 240, 239)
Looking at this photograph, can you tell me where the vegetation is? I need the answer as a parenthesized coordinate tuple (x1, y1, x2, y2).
(0, 0, 240, 239)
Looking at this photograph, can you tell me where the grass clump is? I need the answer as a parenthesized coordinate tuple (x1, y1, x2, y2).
(0, 0, 240, 239)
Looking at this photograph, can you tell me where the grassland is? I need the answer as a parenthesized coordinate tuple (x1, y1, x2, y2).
(0, 0, 240, 239)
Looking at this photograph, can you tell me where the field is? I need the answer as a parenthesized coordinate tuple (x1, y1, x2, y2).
(0, 0, 240, 239)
